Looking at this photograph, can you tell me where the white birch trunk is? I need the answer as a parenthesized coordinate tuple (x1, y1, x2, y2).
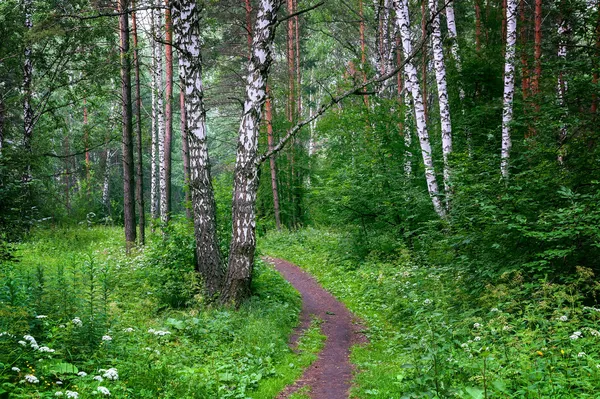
(393, 0, 446, 218)
(445, 0, 461, 68)
(222, 0, 283, 304)
(429, 0, 453, 203)
(102, 150, 112, 213)
(154, 4, 167, 224)
(557, 19, 569, 158)
(23, 0, 34, 160)
(150, 3, 159, 221)
(500, 0, 518, 179)
(404, 93, 413, 177)
(172, 0, 225, 297)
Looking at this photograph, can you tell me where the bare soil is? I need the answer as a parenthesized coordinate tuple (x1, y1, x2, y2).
(265, 257, 367, 399)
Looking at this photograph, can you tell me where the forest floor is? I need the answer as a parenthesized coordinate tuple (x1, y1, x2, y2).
(266, 257, 367, 399)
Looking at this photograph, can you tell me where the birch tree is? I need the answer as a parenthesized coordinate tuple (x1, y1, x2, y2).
(23, 0, 33, 165)
(172, 0, 224, 297)
(429, 0, 452, 204)
(445, 0, 461, 66)
(500, 0, 518, 179)
(132, 1, 145, 245)
(221, 0, 283, 304)
(150, 1, 163, 223)
(393, 0, 445, 218)
(162, 1, 174, 224)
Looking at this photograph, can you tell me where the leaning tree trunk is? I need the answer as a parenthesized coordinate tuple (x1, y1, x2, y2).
(172, 0, 224, 298)
(500, 0, 518, 179)
(162, 0, 174, 225)
(393, 0, 445, 218)
(132, 1, 145, 245)
(118, 0, 137, 249)
(429, 0, 453, 206)
(221, 0, 283, 305)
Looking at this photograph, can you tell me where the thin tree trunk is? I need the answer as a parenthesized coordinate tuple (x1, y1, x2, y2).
(475, 0, 482, 52)
(445, 0, 461, 66)
(64, 133, 71, 213)
(520, 0, 530, 101)
(266, 87, 282, 230)
(500, 0, 518, 179)
(180, 88, 191, 219)
(429, 0, 452, 206)
(83, 97, 90, 187)
(150, 2, 160, 223)
(394, 0, 445, 218)
(118, 0, 137, 249)
(162, 0, 174, 225)
(102, 150, 112, 216)
(397, 36, 413, 176)
(132, 1, 145, 245)
(156, 3, 166, 227)
(172, 0, 224, 298)
(531, 0, 542, 97)
(420, 0, 428, 121)
(360, 0, 369, 106)
(592, 1, 600, 114)
(0, 99, 5, 153)
(23, 0, 34, 169)
(222, 0, 283, 305)
(557, 15, 569, 161)
(294, 0, 301, 117)
(287, 0, 296, 120)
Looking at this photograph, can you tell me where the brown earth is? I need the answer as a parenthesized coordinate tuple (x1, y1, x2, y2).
(264, 257, 367, 399)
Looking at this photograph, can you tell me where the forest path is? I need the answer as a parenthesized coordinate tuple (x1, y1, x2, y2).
(265, 257, 366, 399)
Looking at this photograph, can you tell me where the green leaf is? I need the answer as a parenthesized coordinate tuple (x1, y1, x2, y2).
(465, 387, 484, 399)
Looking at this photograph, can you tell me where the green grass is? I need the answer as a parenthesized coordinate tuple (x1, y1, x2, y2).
(260, 228, 600, 399)
(0, 225, 324, 398)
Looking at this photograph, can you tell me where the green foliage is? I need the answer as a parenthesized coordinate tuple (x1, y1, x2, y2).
(262, 229, 600, 398)
(0, 226, 325, 398)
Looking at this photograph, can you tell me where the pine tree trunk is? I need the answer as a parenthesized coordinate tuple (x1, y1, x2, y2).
(118, 0, 137, 250)
(172, 0, 224, 298)
(222, 0, 283, 305)
(500, 0, 518, 178)
(266, 87, 282, 230)
(393, 0, 445, 218)
(180, 88, 192, 219)
(162, 0, 174, 225)
(429, 0, 452, 205)
(132, 2, 145, 245)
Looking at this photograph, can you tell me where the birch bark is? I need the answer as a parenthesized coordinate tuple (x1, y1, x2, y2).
(393, 0, 445, 218)
(132, 2, 145, 245)
(557, 17, 569, 160)
(500, 0, 518, 179)
(222, 0, 283, 304)
(429, 0, 453, 204)
(23, 0, 34, 162)
(172, 0, 225, 297)
(162, 0, 174, 225)
(150, 3, 160, 223)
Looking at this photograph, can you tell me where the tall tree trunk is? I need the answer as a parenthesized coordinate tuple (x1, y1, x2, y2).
(420, 0, 428, 121)
(132, 1, 145, 245)
(266, 87, 282, 230)
(0, 99, 5, 153)
(64, 133, 71, 213)
(150, 2, 160, 224)
(500, 0, 518, 179)
(162, 0, 174, 225)
(155, 2, 166, 226)
(102, 150, 112, 216)
(83, 97, 90, 189)
(531, 0, 542, 97)
(172, 0, 224, 298)
(445, 0, 461, 66)
(592, 1, 600, 114)
(475, 0, 482, 52)
(23, 0, 34, 171)
(294, 0, 301, 117)
(222, 0, 283, 305)
(394, 0, 445, 218)
(119, 0, 137, 249)
(359, 0, 369, 106)
(397, 36, 413, 176)
(429, 0, 452, 206)
(557, 15, 569, 161)
(520, 0, 530, 102)
(287, 0, 296, 120)
(180, 88, 191, 219)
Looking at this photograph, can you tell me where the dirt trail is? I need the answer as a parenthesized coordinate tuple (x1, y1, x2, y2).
(265, 257, 366, 399)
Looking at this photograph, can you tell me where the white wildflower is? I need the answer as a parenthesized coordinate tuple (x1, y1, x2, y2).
(578, 352, 586, 358)
(97, 386, 111, 396)
(25, 374, 39, 384)
(38, 346, 55, 353)
(502, 325, 511, 331)
(101, 335, 112, 341)
(147, 328, 155, 333)
(151, 330, 171, 337)
(11, 367, 20, 372)
(123, 327, 134, 333)
(473, 323, 481, 329)
(66, 391, 79, 399)
(36, 315, 47, 319)
(460, 343, 469, 348)
(18, 340, 26, 346)
(570, 331, 582, 340)
(93, 375, 103, 382)
(77, 371, 87, 377)
(423, 299, 432, 305)
(474, 336, 481, 341)
(30, 344, 39, 350)
(491, 308, 499, 312)
(55, 392, 64, 397)
(23, 335, 36, 344)
(558, 315, 568, 322)
(71, 317, 82, 327)
(102, 368, 118, 381)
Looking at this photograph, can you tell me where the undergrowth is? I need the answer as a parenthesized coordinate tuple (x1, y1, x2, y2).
(261, 228, 600, 399)
(0, 223, 321, 398)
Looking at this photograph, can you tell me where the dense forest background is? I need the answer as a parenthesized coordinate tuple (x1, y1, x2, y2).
(1, 0, 600, 397)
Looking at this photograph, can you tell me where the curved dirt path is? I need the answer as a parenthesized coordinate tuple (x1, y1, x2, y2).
(265, 257, 366, 399)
